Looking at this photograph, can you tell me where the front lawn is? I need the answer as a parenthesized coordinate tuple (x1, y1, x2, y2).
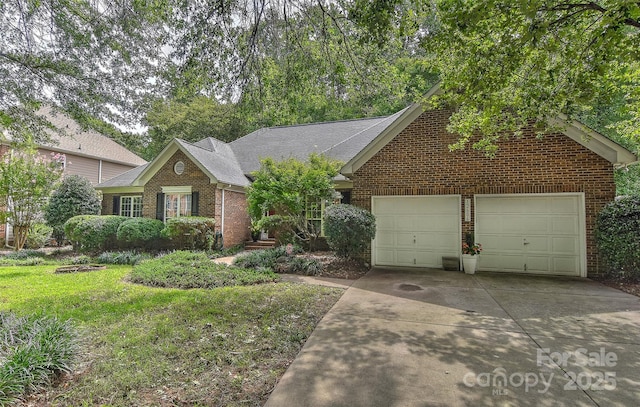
(0, 263, 343, 406)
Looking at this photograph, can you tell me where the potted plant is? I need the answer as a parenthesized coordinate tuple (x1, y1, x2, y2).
(462, 235, 482, 274)
(250, 219, 261, 242)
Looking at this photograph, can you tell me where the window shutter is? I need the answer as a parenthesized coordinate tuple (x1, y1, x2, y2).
(156, 193, 165, 220)
(112, 196, 120, 215)
(191, 192, 199, 216)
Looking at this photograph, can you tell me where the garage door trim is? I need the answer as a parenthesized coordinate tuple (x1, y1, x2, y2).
(474, 193, 587, 277)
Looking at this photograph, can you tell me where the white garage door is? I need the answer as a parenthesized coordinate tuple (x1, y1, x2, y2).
(372, 196, 461, 268)
(475, 194, 585, 276)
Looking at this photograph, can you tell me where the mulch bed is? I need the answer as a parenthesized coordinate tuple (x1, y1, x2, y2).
(299, 251, 370, 280)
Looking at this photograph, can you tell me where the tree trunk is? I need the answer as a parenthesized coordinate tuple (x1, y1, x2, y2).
(13, 225, 28, 251)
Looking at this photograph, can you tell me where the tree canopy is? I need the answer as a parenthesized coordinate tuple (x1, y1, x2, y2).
(410, 0, 640, 155)
(247, 154, 341, 247)
(2, 0, 638, 167)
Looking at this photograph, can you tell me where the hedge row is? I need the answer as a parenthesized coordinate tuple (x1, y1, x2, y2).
(64, 215, 217, 253)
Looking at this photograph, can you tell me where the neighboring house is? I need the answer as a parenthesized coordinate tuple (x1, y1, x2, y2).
(96, 84, 636, 277)
(1, 107, 147, 244)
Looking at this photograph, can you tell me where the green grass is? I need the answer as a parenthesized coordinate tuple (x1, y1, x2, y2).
(0, 263, 344, 406)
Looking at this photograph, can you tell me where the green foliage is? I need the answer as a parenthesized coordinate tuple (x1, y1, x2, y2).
(130, 251, 279, 288)
(247, 154, 342, 245)
(116, 218, 166, 249)
(64, 215, 129, 253)
(0, 147, 64, 250)
(402, 0, 640, 155)
(0, 263, 343, 406)
(68, 255, 92, 265)
(97, 251, 150, 265)
(0, 0, 169, 145)
(143, 97, 247, 160)
(232, 245, 322, 275)
(324, 204, 377, 259)
(44, 175, 101, 245)
(0, 312, 76, 406)
(25, 223, 53, 249)
(596, 196, 640, 279)
(161, 217, 217, 250)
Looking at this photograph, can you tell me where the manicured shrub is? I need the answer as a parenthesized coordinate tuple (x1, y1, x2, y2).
(162, 217, 217, 250)
(232, 245, 323, 274)
(324, 204, 376, 259)
(233, 245, 303, 270)
(64, 215, 129, 252)
(25, 223, 53, 249)
(44, 175, 101, 245)
(0, 312, 76, 406)
(596, 196, 640, 279)
(130, 251, 279, 288)
(116, 218, 166, 249)
(97, 251, 150, 265)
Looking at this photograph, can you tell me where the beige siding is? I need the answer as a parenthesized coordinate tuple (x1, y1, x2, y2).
(64, 153, 100, 184)
(101, 161, 136, 183)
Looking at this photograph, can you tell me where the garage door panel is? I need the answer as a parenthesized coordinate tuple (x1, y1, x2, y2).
(553, 257, 580, 274)
(375, 249, 396, 265)
(417, 233, 458, 249)
(376, 216, 396, 230)
(396, 233, 416, 246)
(551, 237, 578, 253)
(376, 233, 396, 247)
(551, 198, 579, 213)
(551, 217, 579, 234)
(476, 195, 583, 276)
(525, 256, 552, 272)
(480, 254, 524, 271)
(373, 196, 460, 269)
(482, 235, 524, 251)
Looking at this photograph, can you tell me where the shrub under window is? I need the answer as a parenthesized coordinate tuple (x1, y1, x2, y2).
(162, 216, 217, 250)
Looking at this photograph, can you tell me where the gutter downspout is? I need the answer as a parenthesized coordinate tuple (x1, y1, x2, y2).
(221, 188, 225, 234)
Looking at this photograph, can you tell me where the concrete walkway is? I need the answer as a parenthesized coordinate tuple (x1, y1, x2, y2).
(264, 268, 640, 407)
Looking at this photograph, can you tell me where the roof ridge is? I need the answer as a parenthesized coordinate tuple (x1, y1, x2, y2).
(262, 114, 391, 131)
(322, 106, 409, 154)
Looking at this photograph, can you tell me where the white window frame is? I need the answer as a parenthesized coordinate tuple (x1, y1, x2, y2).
(120, 196, 142, 218)
(305, 199, 326, 236)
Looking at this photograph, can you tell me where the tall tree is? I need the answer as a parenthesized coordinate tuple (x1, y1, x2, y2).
(143, 97, 247, 159)
(0, 147, 64, 250)
(351, 0, 640, 155)
(0, 0, 170, 142)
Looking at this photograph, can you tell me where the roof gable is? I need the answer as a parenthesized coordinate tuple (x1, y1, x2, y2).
(35, 106, 147, 166)
(342, 83, 637, 175)
(130, 138, 249, 188)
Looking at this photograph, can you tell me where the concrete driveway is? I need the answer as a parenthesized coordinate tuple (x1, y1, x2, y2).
(265, 268, 640, 407)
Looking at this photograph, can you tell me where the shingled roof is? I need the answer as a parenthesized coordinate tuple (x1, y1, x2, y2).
(98, 109, 407, 189)
(229, 107, 410, 174)
(37, 106, 147, 166)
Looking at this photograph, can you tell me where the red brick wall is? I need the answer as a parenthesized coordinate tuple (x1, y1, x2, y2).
(222, 190, 251, 247)
(351, 109, 616, 275)
(102, 149, 250, 249)
(143, 150, 216, 219)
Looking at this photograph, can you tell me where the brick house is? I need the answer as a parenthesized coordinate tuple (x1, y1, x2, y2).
(1, 107, 147, 245)
(97, 84, 636, 276)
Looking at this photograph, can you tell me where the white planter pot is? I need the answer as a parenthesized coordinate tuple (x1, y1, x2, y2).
(462, 254, 478, 274)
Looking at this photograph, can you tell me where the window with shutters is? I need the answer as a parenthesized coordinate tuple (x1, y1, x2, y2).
(165, 193, 192, 220)
(120, 196, 142, 217)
